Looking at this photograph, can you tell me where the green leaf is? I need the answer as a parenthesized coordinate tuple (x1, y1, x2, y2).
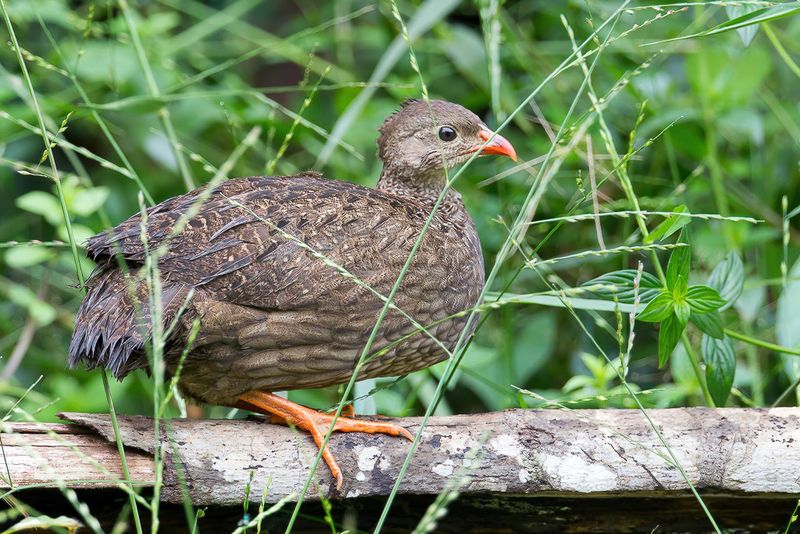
(512, 313, 556, 383)
(637, 291, 673, 323)
(658, 314, 685, 368)
(645, 4, 800, 46)
(690, 310, 725, 339)
(4, 246, 55, 268)
(15, 190, 62, 226)
(2, 515, 83, 534)
(708, 252, 744, 311)
(686, 285, 727, 313)
(672, 273, 688, 298)
(3, 282, 56, 326)
(734, 285, 765, 325)
(702, 334, 736, 406)
(461, 313, 555, 411)
(441, 25, 489, 90)
(726, 5, 762, 46)
(673, 299, 691, 325)
(687, 46, 772, 110)
(458, 344, 505, 411)
(644, 204, 690, 244)
(69, 186, 110, 216)
(666, 232, 691, 291)
(581, 269, 662, 304)
(777, 256, 800, 381)
(486, 292, 639, 313)
(57, 223, 95, 245)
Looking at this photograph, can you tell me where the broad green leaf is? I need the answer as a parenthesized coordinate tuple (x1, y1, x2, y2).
(734, 284, 765, 324)
(460, 313, 554, 409)
(666, 232, 691, 291)
(441, 24, 489, 90)
(581, 269, 662, 304)
(658, 314, 685, 368)
(57, 224, 95, 244)
(687, 45, 772, 109)
(708, 253, 744, 311)
(637, 291, 672, 323)
(719, 108, 765, 145)
(686, 285, 727, 313)
(702, 334, 736, 406)
(646, 4, 800, 45)
(4, 246, 55, 268)
(672, 273, 688, 299)
(579, 352, 608, 380)
(644, 205, 690, 244)
(372, 388, 408, 416)
(512, 312, 556, 384)
(1, 0, 71, 22)
(562, 374, 594, 393)
(777, 257, 800, 381)
(458, 344, 506, 411)
(4, 282, 56, 326)
(70, 186, 110, 216)
(726, 5, 762, 46)
(673, 299, 691, 325)
(690, 310, 725, 340)
(74, 41, 141, 84)
(15, 190, 62, 226)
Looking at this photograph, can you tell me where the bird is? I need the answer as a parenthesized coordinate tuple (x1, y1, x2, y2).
(68, 98, 517, 489)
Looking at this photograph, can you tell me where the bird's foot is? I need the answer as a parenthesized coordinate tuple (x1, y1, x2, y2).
(265, 401, 353, 424)
(236, 391, 413, 490)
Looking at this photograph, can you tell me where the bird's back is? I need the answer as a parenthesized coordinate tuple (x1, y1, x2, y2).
(69, 174, 484, 402)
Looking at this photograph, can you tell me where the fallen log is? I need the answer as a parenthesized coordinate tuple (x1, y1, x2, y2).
(2, 408, 799, 531)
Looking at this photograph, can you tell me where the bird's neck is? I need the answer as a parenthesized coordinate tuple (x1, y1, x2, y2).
(377, 167, 467, 220)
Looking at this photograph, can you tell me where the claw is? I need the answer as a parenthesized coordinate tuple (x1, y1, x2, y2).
(237, 391, 412, 490)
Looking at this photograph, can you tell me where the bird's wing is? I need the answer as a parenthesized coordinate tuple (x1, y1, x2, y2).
(85, 174, 436, 309)
(72, 174, 476, 383)
(73, 174, 441, 377)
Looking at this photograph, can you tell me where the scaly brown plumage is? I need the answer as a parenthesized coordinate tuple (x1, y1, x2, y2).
(68, 99, 517, 488)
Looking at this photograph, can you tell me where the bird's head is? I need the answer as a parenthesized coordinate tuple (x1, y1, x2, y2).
(377, 99, 517, 182)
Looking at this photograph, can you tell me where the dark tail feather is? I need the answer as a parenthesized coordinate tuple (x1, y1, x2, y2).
(69, 268, 192, 379)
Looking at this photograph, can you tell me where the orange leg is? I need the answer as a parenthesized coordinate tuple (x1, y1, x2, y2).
(342, 403, 355, 417)
(236, 391, 413, 489)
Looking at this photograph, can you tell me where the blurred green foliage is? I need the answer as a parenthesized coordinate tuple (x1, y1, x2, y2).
(1, 0, 799, 423)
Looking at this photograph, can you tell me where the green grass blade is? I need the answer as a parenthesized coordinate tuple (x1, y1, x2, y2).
(314, 0, 461, 166)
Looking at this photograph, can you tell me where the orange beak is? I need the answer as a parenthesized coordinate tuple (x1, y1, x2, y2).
(476, 127, 517, 162)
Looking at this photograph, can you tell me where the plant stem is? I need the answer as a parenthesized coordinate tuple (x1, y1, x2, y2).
(102, 371, 144, 534)
(118, 0, 195, 191)
(682, 332, 714, 406)
(0, 0, 84, 287)
(694, 6, 734, 249)
(763, 23, 800, 79)
(725, 328, 800, 356)
(743, 322, 765, 406)
(772, 374, 800, 408)
(563, 10, 713, 406)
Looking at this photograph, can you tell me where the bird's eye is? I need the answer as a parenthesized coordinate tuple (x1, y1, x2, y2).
(438, 126, 457, 142)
